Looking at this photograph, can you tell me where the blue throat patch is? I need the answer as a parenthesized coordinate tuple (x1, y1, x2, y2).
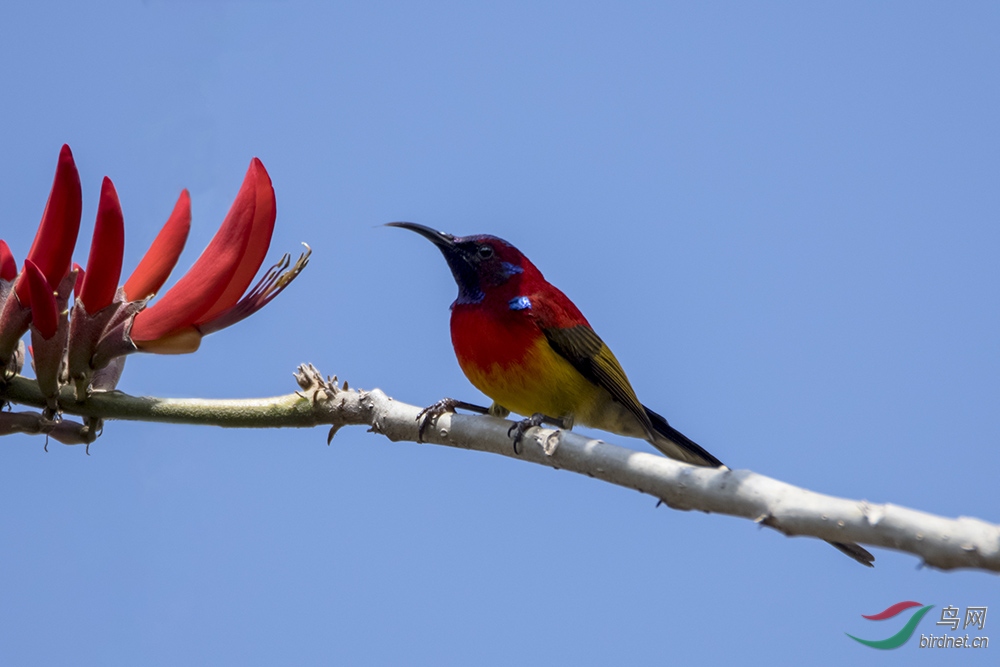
(508, 296, 532, 311)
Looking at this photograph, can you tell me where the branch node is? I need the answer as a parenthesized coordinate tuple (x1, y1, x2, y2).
(755, 513, 780, 532)
(860, 501, 886, 527)
(542, 430, 560, 456)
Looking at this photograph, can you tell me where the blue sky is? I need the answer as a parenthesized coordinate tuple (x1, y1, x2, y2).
(1, 2, 998, 664)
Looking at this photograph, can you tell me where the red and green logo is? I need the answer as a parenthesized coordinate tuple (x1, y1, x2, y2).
(846, 601, 934, 649)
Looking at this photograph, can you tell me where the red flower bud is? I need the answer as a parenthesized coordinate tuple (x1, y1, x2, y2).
(79, 177, 125, 313)
(22, 260, 57, 339)
(15, 145, 82, 306)
(0, 241, 16, 281)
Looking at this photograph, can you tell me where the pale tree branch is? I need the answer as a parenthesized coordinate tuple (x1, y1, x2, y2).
(3, 365, 998, 573)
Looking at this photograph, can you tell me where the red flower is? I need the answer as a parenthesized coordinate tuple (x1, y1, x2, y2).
(66, 177, 141, 394)
(0, 241, 16, 282)
(0, 145, 81, 371)
(2, 147, 308, 407)
(122, 190, 191, 302)
(78, 177, 125, 314)
(2, 145, 308, 440)
(128, 157, 308, 354)
(21, 261, 57, 340)
(65, 185, 192, 394)
(22, 259, 69, 411)
(15, 145, 82, 306)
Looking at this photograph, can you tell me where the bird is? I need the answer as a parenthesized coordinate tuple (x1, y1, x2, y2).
(389, 221, 874, 567)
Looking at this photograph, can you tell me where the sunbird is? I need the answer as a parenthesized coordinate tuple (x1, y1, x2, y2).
(390, 221, 873, 566)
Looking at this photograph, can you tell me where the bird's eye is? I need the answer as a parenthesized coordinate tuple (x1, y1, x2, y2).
(477, 245, 494, 259)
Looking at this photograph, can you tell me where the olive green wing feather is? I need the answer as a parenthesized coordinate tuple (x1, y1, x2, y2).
(540, 324, 653, 432)
(541, 323, 724, 467)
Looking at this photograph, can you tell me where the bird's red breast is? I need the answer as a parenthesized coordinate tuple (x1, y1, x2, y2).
(450, 268, 606, 421)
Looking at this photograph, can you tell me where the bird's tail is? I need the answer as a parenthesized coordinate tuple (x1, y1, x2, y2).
(643, 406, 725, 467)
(643, 405, 876, 567)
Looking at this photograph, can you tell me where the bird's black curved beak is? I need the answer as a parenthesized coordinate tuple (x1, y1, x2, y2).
(386, 221, 457, 251)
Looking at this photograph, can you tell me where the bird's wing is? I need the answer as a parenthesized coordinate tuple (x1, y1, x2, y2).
(539, 323, 653, 433)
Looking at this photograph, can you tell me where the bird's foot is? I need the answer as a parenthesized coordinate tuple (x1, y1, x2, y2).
(415, 398, 490, 442)
(507, 413, 567, 454)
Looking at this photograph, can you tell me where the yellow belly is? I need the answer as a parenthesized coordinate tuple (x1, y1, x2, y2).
(450, 304, 649, 439)
(459, 335, 602, 421)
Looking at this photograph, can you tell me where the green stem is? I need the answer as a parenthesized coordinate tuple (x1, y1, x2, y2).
(1, 374, 320, 429)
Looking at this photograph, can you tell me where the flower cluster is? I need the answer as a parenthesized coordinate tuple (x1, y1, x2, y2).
(0, 145, 309, 445)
